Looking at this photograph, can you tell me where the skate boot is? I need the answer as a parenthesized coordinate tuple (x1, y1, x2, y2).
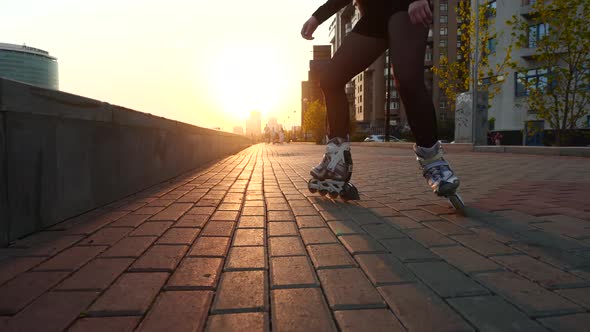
(414, 141, 465, 212)
(308, 137, 359, 200)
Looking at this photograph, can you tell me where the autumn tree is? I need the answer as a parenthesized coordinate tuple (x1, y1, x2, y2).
(303, 100, 327, 144)
(507, 0, 590, 145)
(432, 0, 514, 112)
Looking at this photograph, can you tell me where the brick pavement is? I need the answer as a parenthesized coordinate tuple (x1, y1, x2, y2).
(1, 143, 590, 331)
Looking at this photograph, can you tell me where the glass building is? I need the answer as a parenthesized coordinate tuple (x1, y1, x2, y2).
(0, 43, 58, 90)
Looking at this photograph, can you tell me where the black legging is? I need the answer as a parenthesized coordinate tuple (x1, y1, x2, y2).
(318, 11, 438, 147)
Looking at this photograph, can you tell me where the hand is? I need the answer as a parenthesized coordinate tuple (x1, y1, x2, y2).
(408, 0, 433, 27)
(301, 16, 319, 40)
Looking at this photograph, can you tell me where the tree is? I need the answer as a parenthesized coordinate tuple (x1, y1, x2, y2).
(432, 0, 514, 113)
(507, 0, 590, 146)
(303, 100, 327, 144)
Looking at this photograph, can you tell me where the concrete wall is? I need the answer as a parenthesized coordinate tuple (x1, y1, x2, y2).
(0, 78, 251, 246)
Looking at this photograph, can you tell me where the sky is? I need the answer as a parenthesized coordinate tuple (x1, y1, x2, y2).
(1, 0, 332, 131)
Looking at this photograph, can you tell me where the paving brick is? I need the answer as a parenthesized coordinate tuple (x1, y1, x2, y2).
(405, 228, 456, 248)
(384, 216, 424, 230)
(5, 291, 97, 332)
(157, 227, 200, 245)
(131, 245, 188, 272)
(271, 288, 337, 332)
(295, 215, 326, 228)
(556, 288, 590, 310)
(109, 214, 150, 227)
(380, 238, 440, 262)
(175, 214, 209, 228)
(88, 272, 168, 315)
(69, 317, 141, 332)
(355, 254, 415, 286)
(79, 227, 133, 246)
(137, 291, 213, 332)
(401, 209, 441, 222)
(212, 271, 267, 313)
(149, 203, 193, 221)
(339, 234, 388, 255)
(238, 215, 265, 228)
(431, 245, 502, 274)
(56, 258, 133, 290)
(268, 237, 306, 257)
(406, 261, 489, 298)
(188, 206, 216, 215)
(189, 236, 231, 257)
(317, 268, 385, 309)
(475, 271, 582, 317)
(378, 283, 474, 332)
(268, 211, 295, 222)
(327, 220, 364, 235)
(361, 223, 406, 240)
(25, 234, 86, 257)
(538, 313, 590, 332)
(291, 206, 318, 216)
(299, 228, 338, 245)
(350, 213, 383, 226)
(334, 309, 405, 332)
(218, 203, 241, 211)
(167, 257, 223, 290)
(233, 229, 264, 246)
(451, 234, 518, 256)
(242, 206, 265, 216)
(210, 211, 239, 221)
(0, 271, 69, 314)
(202, 221, 236, 237)
(225, 246, 266, 271)
(492, 255, 588, 289)
(133, 206, 165, 216)
(270, 256, 318, 288)
(0, 257, 45, 285)
(307, 243, 356, 269)
(448, 296, 548, 332)
(268, 222, 298, 236)
(130, 222, 173, 237)
(206, 312, 269, 332)
(423, 220, 474, 236)
(33, 246, 106, 272)
(101, 236, 157, 258)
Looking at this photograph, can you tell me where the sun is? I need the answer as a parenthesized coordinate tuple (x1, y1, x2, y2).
(206, 43, 287, 121)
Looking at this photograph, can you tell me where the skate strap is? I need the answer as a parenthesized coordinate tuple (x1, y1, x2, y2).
(326, 144, 348, 171)
(422, 159, 449, 173)
(417, 149, 444, 165)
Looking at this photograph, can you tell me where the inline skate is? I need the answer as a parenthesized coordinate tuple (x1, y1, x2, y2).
(307, 137, 359, 200)
(414, 141, 465, 213)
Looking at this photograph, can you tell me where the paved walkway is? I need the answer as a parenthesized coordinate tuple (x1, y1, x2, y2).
(1, 143, 590, 332)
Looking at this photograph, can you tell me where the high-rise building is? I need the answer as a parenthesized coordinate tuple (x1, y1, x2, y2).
(233, 126, 244, 135)
(245, 111, 261, 137)
(0, 43, 58, 90)
(301, 45, 332, 126)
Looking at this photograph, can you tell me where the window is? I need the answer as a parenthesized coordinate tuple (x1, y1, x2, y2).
(440, 27, 448, 36)
(440, 100, 448, 109)
(440, 3, 448, 12)
(425, 49, 433, 61)
(515, 68, 549, 97)
(485, 1, 496, 19)
(439, 48, 447, 60)
(439, 39, 448, 48)
(486, 37, 497, 54)
(528, 23, 549, 48)
(440, 15, 448, 24)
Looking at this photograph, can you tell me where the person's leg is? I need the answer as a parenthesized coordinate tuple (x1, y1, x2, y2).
(387, 11, 438, 148)
(318, 32, 387, 139)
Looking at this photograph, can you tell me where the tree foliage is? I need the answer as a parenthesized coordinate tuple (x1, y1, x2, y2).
(303, 100, 327, 144)
(507, 0, 590, 145)
(432, 0, 514, 112)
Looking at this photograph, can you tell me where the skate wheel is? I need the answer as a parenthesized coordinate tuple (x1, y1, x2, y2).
(448, 194, 465, 215)
(319, 190, 328, 196)
(328, 191, 339, 199)
(307, 179, 318, 193)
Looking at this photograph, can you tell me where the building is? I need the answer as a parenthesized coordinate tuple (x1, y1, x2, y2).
(233, 126, 244, 135)
(301, 45, 332, 126)
(482, 0, 589, 145)
(0, 43, 58, 90)
(245, 111, 261, 137)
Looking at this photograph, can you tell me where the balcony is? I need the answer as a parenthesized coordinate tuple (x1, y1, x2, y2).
(520, 0, 538, 18)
